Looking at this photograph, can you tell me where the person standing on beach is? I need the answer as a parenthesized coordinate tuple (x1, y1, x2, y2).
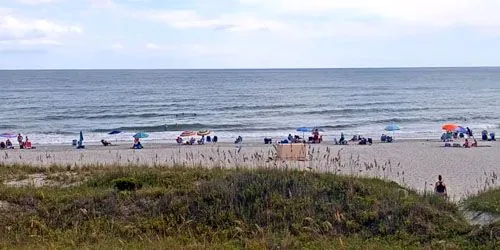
(466, 127, 473, 138)
(17, 133, 23, 148)
(434, 175, 447, 197)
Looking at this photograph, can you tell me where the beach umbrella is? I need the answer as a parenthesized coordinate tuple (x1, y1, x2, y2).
(133, 132, 149, 139)
(442, 124, 459, 132)
(385, 124, 400, 138)
(197, 130, 211, 136)
(180, 131, 197, 137)
(79, 131, 84, 142)
(385, 124, 400, 132)
(0, 133, 17, 138)
(455, 126, 467, 134)
(296, 127, 312, 138)
(108, 130, 122, 135)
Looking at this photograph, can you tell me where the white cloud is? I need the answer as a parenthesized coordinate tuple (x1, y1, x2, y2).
(16, 0, 61, 5)
(132, 9, 285, 32)
(241, 0, 500, 27)
(145, 43, 174, 50)
(0, 14, 83, 47)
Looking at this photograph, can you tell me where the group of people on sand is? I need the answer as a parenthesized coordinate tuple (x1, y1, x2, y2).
(442, 127, 496, 148)
(176, 135, 219, 145)
(0, 134, 33, 150)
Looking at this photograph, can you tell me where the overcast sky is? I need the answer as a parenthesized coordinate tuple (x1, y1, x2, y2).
(1, 0, 500, 69)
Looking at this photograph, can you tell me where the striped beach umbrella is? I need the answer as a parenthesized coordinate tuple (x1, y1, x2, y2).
(197, 130, 211, 136)
(180, 131, 197, 137)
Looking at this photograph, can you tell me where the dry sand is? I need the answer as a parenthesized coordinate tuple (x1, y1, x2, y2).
(1, 139, 498, 200)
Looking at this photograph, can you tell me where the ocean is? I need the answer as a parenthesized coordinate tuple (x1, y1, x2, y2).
(1, 68, 499, 145)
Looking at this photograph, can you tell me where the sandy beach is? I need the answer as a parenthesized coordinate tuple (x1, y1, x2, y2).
(0, 139, 498, 200)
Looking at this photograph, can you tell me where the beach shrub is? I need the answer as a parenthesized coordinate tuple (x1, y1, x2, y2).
(112, 177, 142, 191)
(0, 164, 494, 249)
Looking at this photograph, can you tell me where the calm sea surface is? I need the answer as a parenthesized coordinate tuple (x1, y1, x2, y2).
(1, 68, 499, 144)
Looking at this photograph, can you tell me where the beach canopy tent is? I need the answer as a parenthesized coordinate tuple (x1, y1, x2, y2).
(133, 132, 149, 139)
(442, 123, 459, 132)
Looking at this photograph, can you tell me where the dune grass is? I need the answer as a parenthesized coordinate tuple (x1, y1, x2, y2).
(464, 188, 500, 215)
(0, 163, 498, 249)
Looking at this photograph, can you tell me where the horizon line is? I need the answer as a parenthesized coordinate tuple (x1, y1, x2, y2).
(0, 66, 499, 71)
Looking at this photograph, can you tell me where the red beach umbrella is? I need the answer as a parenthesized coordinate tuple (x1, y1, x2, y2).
(442, 124, 459, 132)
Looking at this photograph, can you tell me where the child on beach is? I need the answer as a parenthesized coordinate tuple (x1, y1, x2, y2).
(434, 175, 447, 197)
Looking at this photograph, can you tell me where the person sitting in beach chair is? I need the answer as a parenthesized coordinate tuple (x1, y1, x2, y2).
(386, 136, 393, 143)
(132, 141, 143, 149)
(176, 137, 183, 144)
(463, 138, 470, 148)
(24, 138, 33, 149)
(197, 136, 205, 145)
(189, 137, 196, 145)
(101, 139, 112, 146)
(213, 136, 218, 143)
(358, 138, 367, 145)
(381, 134, 387, 142)
(434, 175, 447, 197)
(482, 130, 488, 141)
(131, 138, 141, 149)
(5, 139, 14, 149)
(490, 132, 496, 141)
(234, 136, 242, 144)
(0, 141, 5, 149)
(339, 133, 347, 145)
(206, 136, 211, 142)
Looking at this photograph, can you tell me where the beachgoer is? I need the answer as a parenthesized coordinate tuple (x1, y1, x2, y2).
(466, 127, 473, 137)
(471, 139, 478, 147)
(101, 139, 112, 146)
(288, 134, 293, 142)
(434, 175, 447, 197)
(463, 138, 470, 148)
(312, 129, 320, 143)
(5, 139, 13, 149)
(0, 141, 5, 149)
(17, 133, 23, 148)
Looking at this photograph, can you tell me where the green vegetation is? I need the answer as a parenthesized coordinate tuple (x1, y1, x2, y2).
(0, 163, 498, 249)
(464, 188, 500, 215)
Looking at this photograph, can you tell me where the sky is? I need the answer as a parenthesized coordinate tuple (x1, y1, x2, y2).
(1, 0, 500, 69)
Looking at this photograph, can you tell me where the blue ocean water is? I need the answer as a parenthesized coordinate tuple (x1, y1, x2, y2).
(1, 68, 499, 144)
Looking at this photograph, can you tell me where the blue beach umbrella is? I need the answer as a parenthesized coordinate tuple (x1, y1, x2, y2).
(385, 124, 400, 138)
(133, 132, 149, 139)
(455, 126, 467, 134)
(385, 124, 401, 132)
(296, 127, 314, 139)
